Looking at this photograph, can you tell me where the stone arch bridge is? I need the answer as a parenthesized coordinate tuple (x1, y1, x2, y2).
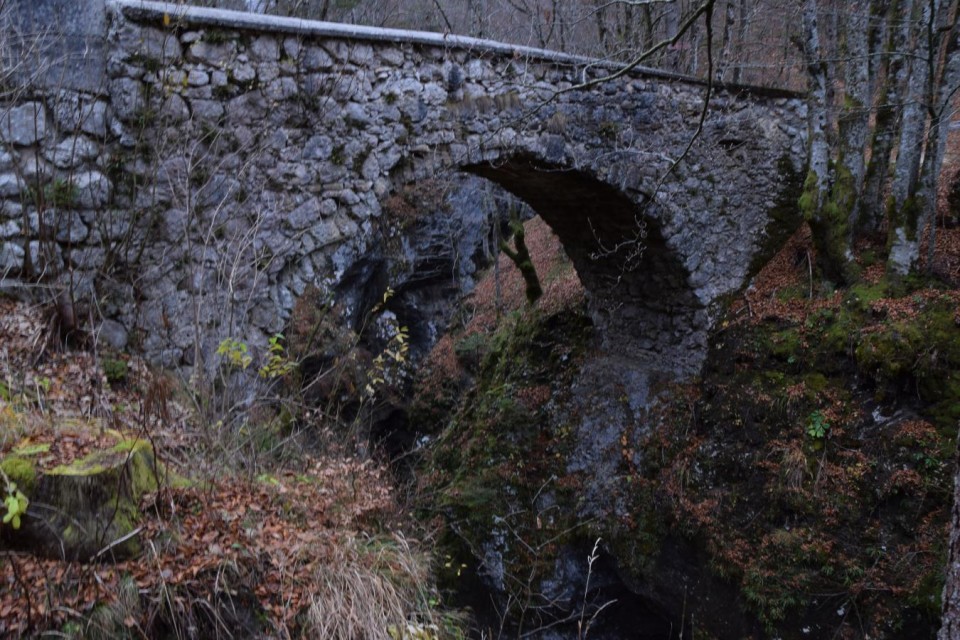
(1, 0, 806, 376)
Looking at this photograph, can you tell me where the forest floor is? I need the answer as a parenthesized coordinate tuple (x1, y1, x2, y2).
(0, 298, 450, 637)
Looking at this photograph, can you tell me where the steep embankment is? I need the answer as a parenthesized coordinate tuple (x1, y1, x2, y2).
(0, 299, 458, 639)
(414, 213, 960, 638)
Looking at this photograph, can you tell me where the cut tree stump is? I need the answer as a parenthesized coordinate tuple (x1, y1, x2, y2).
(0, 431, 166, 561)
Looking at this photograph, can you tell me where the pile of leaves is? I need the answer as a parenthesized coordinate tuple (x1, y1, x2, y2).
(1, 457, 401, 636)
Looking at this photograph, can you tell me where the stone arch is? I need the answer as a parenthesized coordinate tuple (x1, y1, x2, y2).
(457, 152, 709, 377)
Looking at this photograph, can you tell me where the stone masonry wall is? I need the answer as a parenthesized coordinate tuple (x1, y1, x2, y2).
(0, 0, 806, 376)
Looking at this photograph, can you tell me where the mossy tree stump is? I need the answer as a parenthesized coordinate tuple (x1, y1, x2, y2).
(0, 434, 165, 561)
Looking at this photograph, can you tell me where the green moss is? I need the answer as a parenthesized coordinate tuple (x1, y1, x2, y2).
(661, 267, 959, 633)
(766, 327, 803, 363)
(843, 281, 887, 312)
(797, 170, 819, 222)
(887, 194, 923, 244)
(49, 438, 156, 481)
(775, 283, 807, 302)
(103, 358, 128, 386)
(598, 120, 619, 140)
(500, 218, 542, 305)
(420, 303, 594, 602)
(12, 441, 50, 456)
(801, 164, 861, 284)
(0, 456, 37, 494)
(202, 28, 235, 44)
(124, 53, 162, 74)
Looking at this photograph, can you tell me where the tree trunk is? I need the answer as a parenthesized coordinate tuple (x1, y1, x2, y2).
(801, 0, 855, 283)
(593, 0, 610, 54)
(887, 0, 940, 275)
(639, 4, 654, 52)
(861, 0, 913, 233)
(732, 0, 749, 83)
(716, 0, 736, 81)
(940, 430, 960, 639)
(500, 217, 542, 305)
(922, 1, 960, 268)
(837, 0, 872, 236)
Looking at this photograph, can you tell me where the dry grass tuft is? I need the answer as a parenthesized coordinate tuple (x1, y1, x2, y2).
(303, 534, 438, 640)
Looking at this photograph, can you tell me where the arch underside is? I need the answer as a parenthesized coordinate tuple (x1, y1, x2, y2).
(464, 155, 707, 376)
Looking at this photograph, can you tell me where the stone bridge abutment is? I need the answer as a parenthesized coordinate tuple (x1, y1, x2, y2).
(0, 0, 807, 376)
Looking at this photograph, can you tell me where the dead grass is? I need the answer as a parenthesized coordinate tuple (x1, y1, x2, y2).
(303, 534, 440, 640)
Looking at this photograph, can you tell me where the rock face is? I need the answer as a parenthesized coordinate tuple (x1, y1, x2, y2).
(0, 432, 165, 561)
(0, 0, 804, 381)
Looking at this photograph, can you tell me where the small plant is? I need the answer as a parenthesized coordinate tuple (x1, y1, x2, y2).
(364, 290, 410, 397)
(806, 410, 830, 440)
(202, 28, 234, 44)
(212, 84, 235, 100)
(102, 357, 129, 386)
(598, 120, 619, 141)
(46, 179, 79, 208)
(353, 148, 370, 173)
(217, 337, 252, 370)
(258, 334, 297, 379)
(1, 469, 28, 530)
(453, 332, 488, 368)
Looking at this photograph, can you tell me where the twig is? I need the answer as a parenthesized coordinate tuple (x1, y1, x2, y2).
(92, 526, 143, 560)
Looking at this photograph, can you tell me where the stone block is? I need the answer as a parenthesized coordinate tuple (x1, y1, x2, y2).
(191, 99, 225, 122)
(286, 197, 320, 230)
(0, 173, 23, 198)
(249, 36, 279, 62)
(0, 103, 47, 146)
(0, 220, 20, 239)
(97, 319, 128, 350)
(264, 77, 297, 101)
(302, 46, 333, 71)
(160, 94, 190, 123)
(52, 210, 90, 243)
(187, 69, 209, 86)
(53, 97, 110, 139)
(188, 39, 238, 67)
(118, 24, 182, 62)
(74, 171, 113, 209)
(108, 77, 144, 122)
(47, 135, 101, 169)
(232, 62, 257, 84)
(0, 241, 24, 274)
